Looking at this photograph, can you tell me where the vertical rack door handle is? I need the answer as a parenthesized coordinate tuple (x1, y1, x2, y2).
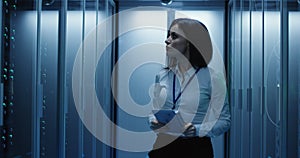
(247, 88, 252, 112)
(277, 84, 280, 122)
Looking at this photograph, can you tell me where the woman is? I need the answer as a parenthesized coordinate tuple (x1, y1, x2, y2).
(148, 18, 231, 158)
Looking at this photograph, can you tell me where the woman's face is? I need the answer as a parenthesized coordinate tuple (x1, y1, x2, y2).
(165, 24, 188, 58)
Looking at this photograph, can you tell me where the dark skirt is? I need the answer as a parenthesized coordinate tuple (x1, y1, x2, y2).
(148, 134, 214, 158)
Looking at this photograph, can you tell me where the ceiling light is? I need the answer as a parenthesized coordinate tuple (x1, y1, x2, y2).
(43, 0, 55, 6)
(160, 0, 173, 6)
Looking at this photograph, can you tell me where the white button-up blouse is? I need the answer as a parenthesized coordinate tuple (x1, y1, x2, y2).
(149, 66, 231, 138)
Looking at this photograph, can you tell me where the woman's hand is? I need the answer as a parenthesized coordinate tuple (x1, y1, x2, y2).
(183, 123, 196, 137)
(150, 119, 165, 131)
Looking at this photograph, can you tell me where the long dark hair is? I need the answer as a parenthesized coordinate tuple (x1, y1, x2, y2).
(167, 18, 213, 69)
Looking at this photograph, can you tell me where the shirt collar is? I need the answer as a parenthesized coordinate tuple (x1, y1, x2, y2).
(172, 65, 196, 78)
(186, 67, 196, 77)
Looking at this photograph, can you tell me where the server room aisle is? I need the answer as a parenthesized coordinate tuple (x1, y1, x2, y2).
(0, 0, 299, 158)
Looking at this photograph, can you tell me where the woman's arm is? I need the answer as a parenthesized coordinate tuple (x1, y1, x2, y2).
(194, 71, 231, 137)
(194, 99, 231, 137)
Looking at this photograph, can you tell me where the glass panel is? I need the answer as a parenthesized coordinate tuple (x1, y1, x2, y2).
(95, 1, 115, 158)
(66, 0, 115, 157)
(229, 4, 239, 158)
(230, 4, 243, 157)
(83, 1, 98, 157)
(264, 5, 281, 158)
(66, 0, 101, 158)
(39, 10, 59, 158)
(65, 0, 89, 157)
(251, 9, 263, 158)
(66, 8, 84, 158)
(241, 9, 250, 158)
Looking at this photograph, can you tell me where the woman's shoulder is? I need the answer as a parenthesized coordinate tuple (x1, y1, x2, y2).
(199, 67, 210, 74)
(197, 67, 225, 82)
(199, 67, 223, 78)
(206, 67, 227, 87)
(196, 67, 211, 78)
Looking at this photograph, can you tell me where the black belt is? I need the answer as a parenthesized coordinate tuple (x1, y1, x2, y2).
(157, 133, 210, 141)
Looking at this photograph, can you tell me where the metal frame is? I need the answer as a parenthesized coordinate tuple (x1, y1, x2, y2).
(0, 0, 3, 127)
(107, 1, 117, 158)
(280, 0, 288, 157)
(224, 1, 230, 157)
(57, 0, 68, 158)
(32, 0, 43, 158)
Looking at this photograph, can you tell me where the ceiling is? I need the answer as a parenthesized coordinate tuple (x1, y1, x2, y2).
(15, 0, 228, 10)
(115, 0, 227, 8)
(16, 0, 297, 10)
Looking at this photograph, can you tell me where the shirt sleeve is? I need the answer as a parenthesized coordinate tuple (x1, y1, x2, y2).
(199, 97, 231, 137)
(195, 71, 231, 137)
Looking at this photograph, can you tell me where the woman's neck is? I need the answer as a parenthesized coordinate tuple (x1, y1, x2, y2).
(178, 62, 192, 74)
(177, 49, 191, 74)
